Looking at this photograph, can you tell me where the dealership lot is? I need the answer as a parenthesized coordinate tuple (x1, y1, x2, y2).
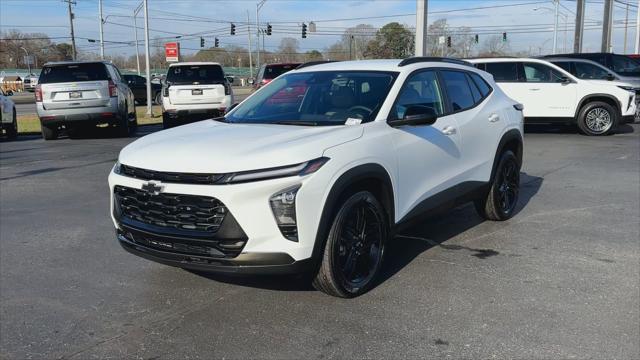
(0, 124, 638, 358)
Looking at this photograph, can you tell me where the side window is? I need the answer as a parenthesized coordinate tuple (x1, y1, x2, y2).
(484, 62, 519, 82)
(574, 62, 611, 79)
(469, 73, 492, 97)
(440, 70, 475, 112)
(474, 63, 486, 71)
(465, 73, 482, 103)
(523, 62, 565, 83)
(553, 62, 573, 74)
(391, 70, 444, 120)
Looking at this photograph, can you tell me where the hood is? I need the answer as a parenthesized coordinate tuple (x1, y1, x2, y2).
(586, 79, 640, 88)
(119, 120, 364, 173)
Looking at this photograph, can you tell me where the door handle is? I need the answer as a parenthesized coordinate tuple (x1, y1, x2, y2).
(529, 88, 541, 91)
(442, 126, 457, 135)
(488, 114, 500, 122)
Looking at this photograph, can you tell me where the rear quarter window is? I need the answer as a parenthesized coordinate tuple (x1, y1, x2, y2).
(484, 62, 519, 82)
(39, 63, 110, 84)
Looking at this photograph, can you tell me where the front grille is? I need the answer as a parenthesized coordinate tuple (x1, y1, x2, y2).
(120, 164, 224, 185)
(114, 185, 226, 233)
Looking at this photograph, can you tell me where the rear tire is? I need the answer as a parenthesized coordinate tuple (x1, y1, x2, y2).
(6, 111, 18, 139)
(312, 191, 388, 298)
(577, 101, 618, 136)
(475, 150, 520, 221)
(162, 113, 174, 129)
(41, 123, 58, 140)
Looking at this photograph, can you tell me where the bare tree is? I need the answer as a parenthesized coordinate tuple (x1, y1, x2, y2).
(478, 35, 511, 57)
(277, 37, 300, 62)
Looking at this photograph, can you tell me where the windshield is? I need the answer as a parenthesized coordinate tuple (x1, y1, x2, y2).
(612, 55, 640, 76)
(166, 65, 224, 85)
(39, 63, 109, 84)
(226, 71, 397, 126)
(573, 61, 612, 80)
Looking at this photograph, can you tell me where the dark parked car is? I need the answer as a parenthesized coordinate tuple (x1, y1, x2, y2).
(252, 63, 302, 90)
(541, 53, 640, 77)
(123, 74, 162, 105)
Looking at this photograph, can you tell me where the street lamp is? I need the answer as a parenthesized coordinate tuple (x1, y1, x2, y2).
(534, 5, 568, 53)
(19, 47, 31, 74)
(256, 0, 267, 71)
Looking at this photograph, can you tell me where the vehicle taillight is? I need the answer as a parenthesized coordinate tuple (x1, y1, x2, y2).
(35, 85, 42, 102)
(108, 80, 118, 97)
(261, 79, 270, 85)
(162, 85, 169, 97)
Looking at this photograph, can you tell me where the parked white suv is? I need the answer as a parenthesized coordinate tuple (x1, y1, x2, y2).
(161, 62, 233, 128)
(470, 58, 636, 135)
(109, 58, 524, 297)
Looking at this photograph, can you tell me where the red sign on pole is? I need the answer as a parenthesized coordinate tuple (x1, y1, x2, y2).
(165, 42, 180, 62)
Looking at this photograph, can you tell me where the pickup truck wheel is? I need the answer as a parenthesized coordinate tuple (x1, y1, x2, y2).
(312, 191, 388, 298)
(41, 123, 58, 140)
(475, 150, 520, 221)
(6, 111, 18, 139)
(577, 101, 617, 136)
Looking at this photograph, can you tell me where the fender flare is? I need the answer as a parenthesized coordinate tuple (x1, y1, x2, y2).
(310, 163, 395, 264)
(490, 129, 523, 182)
(574, 93, 622, 119)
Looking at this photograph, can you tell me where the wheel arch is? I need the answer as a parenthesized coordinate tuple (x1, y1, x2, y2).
(574, 94, 622, 119)
(311, 163, 395, 265)
(490, 129, 523, 182)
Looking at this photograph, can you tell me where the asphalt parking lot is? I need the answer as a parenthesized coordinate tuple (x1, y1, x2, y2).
(1, 123, 638, 359)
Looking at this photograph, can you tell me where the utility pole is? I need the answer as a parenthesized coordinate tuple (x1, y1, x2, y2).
(415, 0, 428, 56)
(99, 0, 104, 59)
(143, 0, 153, 116)
(134, 2, 143, 75)
(574, 0, 585, 53)
(624, 3, 630, 53)
(552, 0, 559, 54)
(602, 0, 613, 52)
(636, 0, 640, 54)
(64, 0, 77, 60)
(256, 0, 266, 71)
(247, 11, 253, 79)
(349, 35, 353, 60)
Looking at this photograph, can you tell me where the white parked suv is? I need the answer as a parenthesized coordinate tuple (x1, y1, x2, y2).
(161, 62, 233, 128)
(470, 58, 637, 135)
(109, 58, 524, 297)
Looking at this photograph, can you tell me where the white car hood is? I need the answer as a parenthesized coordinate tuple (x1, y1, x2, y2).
(586, 79, 639, 88)
(119, 120, 364, 173)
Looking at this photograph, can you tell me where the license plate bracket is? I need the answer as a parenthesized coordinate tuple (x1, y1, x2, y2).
(192, 89, 203, 95)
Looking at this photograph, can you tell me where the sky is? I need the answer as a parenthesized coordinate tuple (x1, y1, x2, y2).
(1, 0, 639, 57)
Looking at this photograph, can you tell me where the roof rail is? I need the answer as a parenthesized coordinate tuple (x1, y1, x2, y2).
(296, 60, 338, 69)
(398, 57, 472, 67)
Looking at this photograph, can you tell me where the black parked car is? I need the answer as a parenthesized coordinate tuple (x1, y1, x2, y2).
(541, 53, 640, 77)
(123, 74, 162, 105)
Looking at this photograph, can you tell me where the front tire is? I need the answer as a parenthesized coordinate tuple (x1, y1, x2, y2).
(312, 191, 388, 298)
(577, 101, 618, 136)
(475, 150, 520, 221)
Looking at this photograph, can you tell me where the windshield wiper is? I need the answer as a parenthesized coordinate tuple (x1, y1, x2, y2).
(272, 120, 318, 126)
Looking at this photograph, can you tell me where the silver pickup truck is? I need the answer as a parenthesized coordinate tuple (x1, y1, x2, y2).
(36, 61, 136, 140)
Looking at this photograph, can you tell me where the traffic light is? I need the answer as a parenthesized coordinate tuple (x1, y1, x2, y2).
(474, 34, 479, 44)
(446, 36, 451, 47)
(200, 37, 204, 48)
(215, 37, 219, 48)
(302, 23, 307, 38)
(266, 23, 272, 36)
(502, 32, 507, 42)
(230, 23, 236, 35)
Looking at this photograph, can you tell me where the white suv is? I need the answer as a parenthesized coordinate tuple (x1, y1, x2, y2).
(161, 62, 233, 128)
(109, 58, 524, 297)
(469, 58, 636, 135)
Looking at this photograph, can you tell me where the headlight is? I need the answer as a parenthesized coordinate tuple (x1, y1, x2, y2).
(270, 185, 301, 241)
(222, 157, 329, 184)
(618, 85, 638, 93)
(113, 161, 122, 174)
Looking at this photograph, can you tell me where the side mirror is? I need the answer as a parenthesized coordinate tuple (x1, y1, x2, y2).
(248, 78, 255, 85)
(559, 76, 572, 84)
(228, 102, 240, 112)
(606, 73, 616, 81)
(389, 105, 438, 127)
(226, 76, 234, 84)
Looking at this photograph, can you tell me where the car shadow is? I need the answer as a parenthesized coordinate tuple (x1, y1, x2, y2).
(524, 123, 636, 135)
(191, 172, 543, 294)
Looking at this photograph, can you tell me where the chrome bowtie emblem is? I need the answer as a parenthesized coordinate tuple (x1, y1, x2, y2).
(141, 181, 163, 195)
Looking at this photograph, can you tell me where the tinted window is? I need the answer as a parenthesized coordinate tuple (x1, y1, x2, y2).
(469, 73, 491, 97)
(612, 55, 640, 76)
(39, 63, 109, 84)
(474, 63, 486, 71)
(391, 70, 444, 120)
(523, 62, 565, 82)
(440, 70, 475, 111)
(466, 73, 482, 102)
(227, 71, 397, 126)
(166, 65, 224, 85)
(573, 61, 611, 79)
(553, 61, 572, 73)
(484, 62, 518, 82)
(264, 64, 301, 80)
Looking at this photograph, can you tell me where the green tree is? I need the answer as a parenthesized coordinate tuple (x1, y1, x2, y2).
(365, 22, 413, 59)
(304, 50, 323, 61)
